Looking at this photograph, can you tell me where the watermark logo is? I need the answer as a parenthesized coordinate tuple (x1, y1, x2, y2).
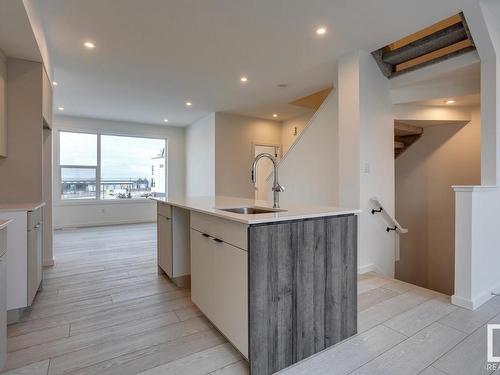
(487, 324, 500, 371)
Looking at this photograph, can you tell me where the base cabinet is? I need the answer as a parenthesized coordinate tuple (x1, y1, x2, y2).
(190, 229, 214, 318)
(156, 202, 190, 286)
(212, 238, 248, 357)
(0, 207, 43, 315)
(27, 210, 43, 306)
(0, 226, 7, 370)
(190, 218, 248, 358)
(157, 213, 173, 277)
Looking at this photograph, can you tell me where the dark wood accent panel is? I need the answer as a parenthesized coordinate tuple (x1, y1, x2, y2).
(248, 215, 357, 375)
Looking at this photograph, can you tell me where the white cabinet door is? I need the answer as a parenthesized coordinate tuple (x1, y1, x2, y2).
(190, 229, 214, 320)
(212, 241, 248, 358)
(0, 252, 6, 369)
(157, 214, 172, 277)
(27, 222, 42, 306)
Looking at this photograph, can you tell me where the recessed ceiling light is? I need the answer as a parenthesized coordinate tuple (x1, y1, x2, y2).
(272, 113, 278, 118)
(316, 26, 327, 35)
(445, 99, 456, 105)
(83, 41, 95, 49)
(52, 81, 58, 86)
(58, 106, 65, 111)
(163, 118, 169, 123)
(240, 76, 248, 83)
(185, 101, 192, 107)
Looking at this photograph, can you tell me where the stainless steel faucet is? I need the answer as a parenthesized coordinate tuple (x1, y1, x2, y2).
(251, 153, 285, 208)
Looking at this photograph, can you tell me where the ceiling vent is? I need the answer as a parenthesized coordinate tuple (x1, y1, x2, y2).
(372, 13, 475, 79)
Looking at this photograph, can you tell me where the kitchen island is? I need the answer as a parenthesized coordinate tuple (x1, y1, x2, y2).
(153, 196, 360, 375)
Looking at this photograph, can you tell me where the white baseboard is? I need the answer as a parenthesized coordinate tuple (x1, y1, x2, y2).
(451, 294, 474, 310)
(54, 219, 156, 230)
(452, 288, 498, 311)
(358, 263, 382, 275)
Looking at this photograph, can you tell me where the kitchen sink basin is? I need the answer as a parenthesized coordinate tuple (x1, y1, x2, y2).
(218, 207, 286, 215)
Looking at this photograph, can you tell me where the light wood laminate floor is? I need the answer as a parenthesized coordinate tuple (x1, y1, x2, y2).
(2, 223, 500, 375)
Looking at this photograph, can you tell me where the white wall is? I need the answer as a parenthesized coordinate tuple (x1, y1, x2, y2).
(42, 128, 53, 265)
(338, 51, 396, 276)
(215, 113, 281, 199)
(451, 0, 500, 310)
(396, 108, 481, 295)
(53, 115, 185, 228)
(269, 88, 339, 208)
(186, 113, 215, 196)
(281, 112, 313, 155)
(453, 186, 500, 310)
(358, 51, 397, 276)
(338, 52, 361, 210)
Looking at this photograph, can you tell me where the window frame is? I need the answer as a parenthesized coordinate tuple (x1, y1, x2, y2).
(56, 129, 167, 204)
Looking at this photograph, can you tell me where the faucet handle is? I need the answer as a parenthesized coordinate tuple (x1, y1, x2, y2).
(272, 184, 285, 192)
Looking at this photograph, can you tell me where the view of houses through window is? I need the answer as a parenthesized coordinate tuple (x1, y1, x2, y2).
(59, 131, 166, 200)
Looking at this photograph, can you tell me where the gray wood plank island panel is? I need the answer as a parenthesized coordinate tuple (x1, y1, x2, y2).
(248, 214, 357, 375)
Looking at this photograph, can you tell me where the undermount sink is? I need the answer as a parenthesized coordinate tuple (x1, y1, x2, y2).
(218, 206, 286, 215)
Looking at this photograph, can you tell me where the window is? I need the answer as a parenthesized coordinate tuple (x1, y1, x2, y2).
(59, 132, 97, 200)
(59, 131, 166, 201)
(100, 135, 166, 199)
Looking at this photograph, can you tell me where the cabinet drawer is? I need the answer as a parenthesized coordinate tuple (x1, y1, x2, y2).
(28, 208, 42, 228)
(157, 202, 172, 218)
(191, 211, 247, 251)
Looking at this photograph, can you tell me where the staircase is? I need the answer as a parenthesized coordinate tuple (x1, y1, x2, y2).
(394, 121, 423, 158)
(373, 13, 475, 79)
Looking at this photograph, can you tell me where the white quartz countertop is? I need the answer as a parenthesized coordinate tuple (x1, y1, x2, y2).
(0, 202, 46, 212)
(152, 196, 360, 224)
(0, 219, 12, 230)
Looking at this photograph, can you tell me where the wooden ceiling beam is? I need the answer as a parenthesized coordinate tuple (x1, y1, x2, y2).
(395, 39, 473, 72)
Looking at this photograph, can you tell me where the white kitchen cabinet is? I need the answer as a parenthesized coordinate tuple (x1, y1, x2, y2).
(212, 238, 248, 357)
(156, 202, 190, 287)
(0, 204, 44, 322)
(190, 212, 248, 358)
(157, 213, 172, 275)
(0, 221, 10, 370)
(190, 229, 214, 320)
(27, 208, 43, 305)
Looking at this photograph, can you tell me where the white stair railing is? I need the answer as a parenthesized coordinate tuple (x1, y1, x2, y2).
(370, 197, 408, 234)
(370, 197, 408, 262)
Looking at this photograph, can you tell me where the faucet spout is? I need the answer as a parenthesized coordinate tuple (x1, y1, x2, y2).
(251, 153, 285, 208)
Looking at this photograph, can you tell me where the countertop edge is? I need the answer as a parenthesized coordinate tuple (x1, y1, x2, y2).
(0, 202, 46, 212)
(152, 197, 361, 224)
(0, 219, 13, 230)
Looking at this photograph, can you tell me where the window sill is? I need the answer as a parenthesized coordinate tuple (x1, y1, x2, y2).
(54, 199, 158, 207)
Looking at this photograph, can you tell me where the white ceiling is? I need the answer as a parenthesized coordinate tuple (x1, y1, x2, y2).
(34, 0, 479, 126)
(0, 1, 41, 61)
(414, 93, 481, 107)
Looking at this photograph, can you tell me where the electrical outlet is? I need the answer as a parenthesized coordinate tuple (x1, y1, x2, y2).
(363, 162, 370, 174)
